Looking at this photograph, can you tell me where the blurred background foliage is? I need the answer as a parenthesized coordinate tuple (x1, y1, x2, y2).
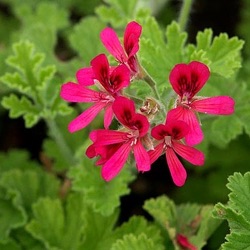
(0, 0, 250, 249)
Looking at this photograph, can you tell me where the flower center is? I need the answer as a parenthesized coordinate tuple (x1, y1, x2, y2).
(127, 130, 140, 146)
(164, 136, 172, 148)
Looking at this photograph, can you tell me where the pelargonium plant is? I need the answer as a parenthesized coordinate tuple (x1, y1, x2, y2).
(1, 0, 250, 249)
(60, 21, 234, 187)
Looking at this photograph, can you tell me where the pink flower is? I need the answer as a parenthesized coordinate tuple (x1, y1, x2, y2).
(60, 54, 130, 132)
(148, 118, 204, 186)
(168, 61, 235, 146)
(86, 96, 151, 181)
(100, 21, 142, 75)
(176, 234, 197, 250)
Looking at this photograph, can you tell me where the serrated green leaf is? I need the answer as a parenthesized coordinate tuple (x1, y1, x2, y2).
(69, 156, 135, 216)
(0, 197, 26, 244)
(113, 216, 164, 249)
(165, 21, 188, 66)
(208, 34, 244, 77)
(144, 195, 177, 228)
(69, 17, 106, 65)
(26, 198, 65, 250)
(1, 94, 40, 128)
(27, 194, 108, 250)
(196, 29, 213, 51)
(0, 169, 60, 215)
(213, 172, 250, 249)
(111, 233, 163, 250)
(15, 2, 69, 31)
(96, 0, 139, 28)
(0, 149, 40, 173)
(80, 205, 119, 250)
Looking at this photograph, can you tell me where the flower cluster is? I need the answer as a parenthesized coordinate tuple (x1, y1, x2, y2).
(60, 21, 235, 187)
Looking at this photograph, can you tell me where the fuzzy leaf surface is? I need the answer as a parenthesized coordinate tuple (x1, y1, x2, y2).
(213, 172, 250, 249)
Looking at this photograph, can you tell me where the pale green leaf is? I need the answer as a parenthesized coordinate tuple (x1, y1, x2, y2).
(96, 0, 139, 28)
(26, 198, 65, 250)
(111, 233, 163, 250)
(69, 157, 135, 216)
(1, 94, 40, 128)
(143, 195, 177, 228)
(80, 206, 119, 250)
(113, 216, 164, 249)
(69, 17, 106, 65)
(213, 172, 250, 249)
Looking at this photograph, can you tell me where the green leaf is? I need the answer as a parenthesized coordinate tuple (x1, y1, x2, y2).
(0, 149, 40, 173)
(69, 157, 135, 216)
(190, 29, 244, 78)
(213, 172, 250, 249)
(0, 169, 60, 215)
(144, 196, 221, 249)
(2, 94, 40, 128)
(96, 0, 139, 28)
(26, 198, 65, 250)
(11, 228, 44, 250)
(0, 196, 26, 244)
(80, 206, 119, 250)
(69, 17, 106, 65)
(27, 193, 117, 250)
(113, 216, 164, 249)
(111, 233, 163, 250)
(1, 40, 70, 126)
(138, 21, 187, 97)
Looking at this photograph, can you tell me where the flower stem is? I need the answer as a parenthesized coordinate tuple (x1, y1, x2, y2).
(178, 0, 194, 31)
(46, 118, 76, 166)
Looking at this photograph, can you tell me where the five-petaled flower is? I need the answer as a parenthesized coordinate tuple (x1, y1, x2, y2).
(168, 61, 235, 146)
(100, 21, 142, 76)
(148, 116, 204, 186)
(86, 96, 151, 181)
(60, 53, 130, 132)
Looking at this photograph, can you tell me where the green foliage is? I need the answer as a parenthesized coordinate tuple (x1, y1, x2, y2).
(96, 0, 141, 28)
(213, 173, 250, 249)
(111, 233, 163, 250)
(0, 149, 60, 245)
(69, 17, 106, 65)
(1, 40, 71, 128)
(144, 195, 221, 249)
(69, 157, 135, 216)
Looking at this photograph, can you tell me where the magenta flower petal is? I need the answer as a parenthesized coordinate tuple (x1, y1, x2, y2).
(133, 140, 151, 172)
(151, 124, 168, 140)
(109, 64, 131, 92)
(166, 120, 190, 140)
(148, 143, 164, 164)
(172, 141, 205, 166)
(169, 61, 210, 98)
(68, 102, 106, 133)
(76, 67, 95, 86)
(100, 27, 127, 63)
(191, 96, 235, 115)
(167, 107, 203, 146)
(101, 142, 131, 181)
(104, 104, 114, 129)
(130, 113, 150, 136)
(124, 21, 142, 57)
(91, 54, 110, 88)
(166, 147, 187, 186)
(60, 83, 99, 102)
(89, 129, 127, 145)
(112, 96, 136, 126)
